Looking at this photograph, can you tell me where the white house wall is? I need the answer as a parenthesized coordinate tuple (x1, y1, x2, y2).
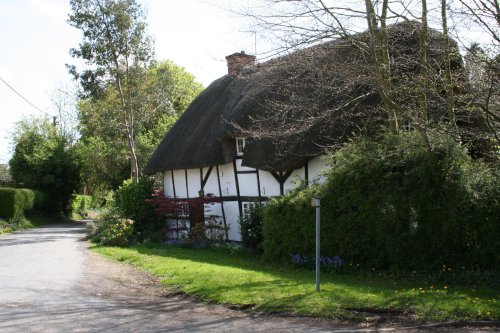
(257, 171, 280, 197)
(162, 155, 330, 241)
(172, 169, 187, 197)
(202, 166, 219, 196)
(284, 167, 306, 193)
(308, 156, 329, 184)
(222, 201, 241, 241)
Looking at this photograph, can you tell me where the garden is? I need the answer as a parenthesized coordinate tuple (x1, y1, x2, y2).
(85, 130, 499, 322)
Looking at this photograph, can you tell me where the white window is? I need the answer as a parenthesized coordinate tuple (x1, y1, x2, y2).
(242, 202, 251, 217)
(242, 201, 266, 218)
(236, 137, 246, 156)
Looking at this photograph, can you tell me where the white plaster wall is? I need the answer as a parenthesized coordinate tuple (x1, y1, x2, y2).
(161, 155, 330, 242)
(186, 169, 201, 197)
(223, 201, 241, 241)
(308, 156, 329, 184)
(257, 170, 281, 197)
(164, 172, 174, 197)
(202, 167, 219, 196)
(172, 169, 187, 198)
(235, 158, 254, 171)
(238, 173, 259, 196)
(217, 162, 237, 196)
(284, 167, 306, 193)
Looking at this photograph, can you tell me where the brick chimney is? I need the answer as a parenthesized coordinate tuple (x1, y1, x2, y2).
(225, 51, 256, 76)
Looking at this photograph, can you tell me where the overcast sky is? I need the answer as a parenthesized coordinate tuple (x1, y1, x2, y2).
(0, 0, 258, 164)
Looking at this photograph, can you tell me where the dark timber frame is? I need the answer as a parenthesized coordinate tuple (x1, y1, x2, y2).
(200, 166, 213, 190)
(270, 170, 293, 195)
(232, 159, 242, 216)
(215, 165, 229, 240)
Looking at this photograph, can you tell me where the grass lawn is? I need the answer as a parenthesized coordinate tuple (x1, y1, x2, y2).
(95, 244, 499, 322)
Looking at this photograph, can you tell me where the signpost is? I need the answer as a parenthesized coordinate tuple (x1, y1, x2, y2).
(311, 197, 321, 292)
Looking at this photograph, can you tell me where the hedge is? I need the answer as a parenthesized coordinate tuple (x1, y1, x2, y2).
(0, 187, 44, 219)
(262, 132, 500, 272)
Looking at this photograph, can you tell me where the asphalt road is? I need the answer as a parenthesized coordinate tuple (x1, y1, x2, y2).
(0, 223, 497, 333)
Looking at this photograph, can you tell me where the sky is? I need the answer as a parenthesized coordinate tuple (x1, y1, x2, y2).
(0, 0, 258, 164)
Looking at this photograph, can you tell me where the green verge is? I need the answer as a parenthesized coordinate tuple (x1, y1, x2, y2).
(0, 214, 66, 235)
(95, 244, 499, 321)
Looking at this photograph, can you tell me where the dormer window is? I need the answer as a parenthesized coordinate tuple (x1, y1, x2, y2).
(236, 137, 246, 156)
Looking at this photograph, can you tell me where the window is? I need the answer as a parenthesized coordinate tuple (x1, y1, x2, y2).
(242, 202, 251, 217)
(242, 201, 266, 218)
(236, 137, 246, 156)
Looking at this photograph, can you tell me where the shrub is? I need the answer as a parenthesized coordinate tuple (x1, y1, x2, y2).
(263, 131, 500, 273)
(88, 214, 134, 246)
(85, 220, 100, 238)
(9, 121, 80, 216)
(115, 178, 163, 241)
(70, 194, 92, 218)
(239, 202, 265, 253)
(0, 187, 43, 219)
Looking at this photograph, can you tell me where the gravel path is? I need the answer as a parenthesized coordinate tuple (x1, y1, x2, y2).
(0, 223, 497, 332)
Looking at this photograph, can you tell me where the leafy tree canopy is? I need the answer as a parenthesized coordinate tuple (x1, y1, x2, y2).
(9, 117, 80, 215)
(76, 60, 203, 192)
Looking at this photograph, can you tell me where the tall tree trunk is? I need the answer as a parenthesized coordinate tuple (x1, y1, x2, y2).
(418, 0, 429, 124)
(116, 76, 139, 182)
(364, 0, 400, 132)
(441, 0, 457, 129)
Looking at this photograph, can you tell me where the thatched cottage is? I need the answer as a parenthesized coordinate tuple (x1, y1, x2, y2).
(144, 22, 463, 241)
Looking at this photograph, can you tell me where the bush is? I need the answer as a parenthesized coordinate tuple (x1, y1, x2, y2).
(239, 202, 264, 253)
(115, 178, 163, 241)
(86, 214, 134, 246)
(263, 131, 500, 273)
(70, 194, 92, 218)
(9, 117, 80, 216)
(0, 187, 43, 219)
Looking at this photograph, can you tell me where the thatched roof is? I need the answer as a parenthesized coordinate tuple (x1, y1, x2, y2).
(144, 21, 463, 174)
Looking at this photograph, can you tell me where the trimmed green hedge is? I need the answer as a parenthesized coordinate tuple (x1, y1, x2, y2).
(0, 187, 44, 219)
(263, 132, 500, 272)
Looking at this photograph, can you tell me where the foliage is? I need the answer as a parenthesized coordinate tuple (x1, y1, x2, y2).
(238, 202, 264, 253)
(0, 187, 42, 219)
(0, 212, 65, 235)
(263, 131, 500, 273)
(74, 136, 129, 192)
(85, 220, 100, 239)
(9, 117, 80, 215)
(187, 216, 228, 248)
(148, 192, 228, 246)
(0, 164, 14, 187)
(70, 194, 92, 218)
(87, 214, 134, 246)
(75, 61, 202, 192)
(68, 0, 163, 182)
(115, 177, 163, 241)
(147, 60, 204, 116)
(97, 244, 500, 321)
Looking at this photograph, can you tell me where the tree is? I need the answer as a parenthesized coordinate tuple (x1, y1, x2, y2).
(0, 164, 13, 187)
(67, 0, 154, 182)
(76, 60, 203, 193)
(9, 117, 80, 215)
(51, 83, 80, 144)
(232, 0, 496, 154)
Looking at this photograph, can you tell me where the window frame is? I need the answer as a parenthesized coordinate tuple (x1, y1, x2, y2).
(236, 137, 246, 156)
